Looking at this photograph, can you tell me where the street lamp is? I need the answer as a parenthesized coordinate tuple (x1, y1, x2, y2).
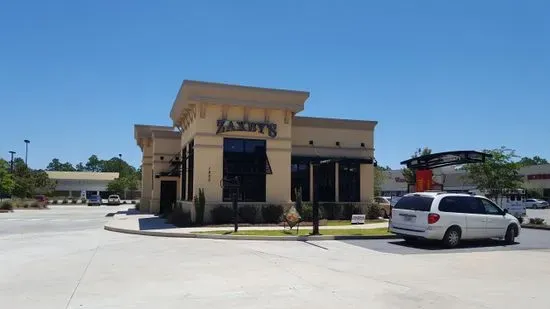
(8, 151, 15, 173)
(23, 139, 30, 166)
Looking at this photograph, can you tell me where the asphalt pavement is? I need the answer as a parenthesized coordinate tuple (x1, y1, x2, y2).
(0, 205, 129, 236)
(2, 205, 550, 309)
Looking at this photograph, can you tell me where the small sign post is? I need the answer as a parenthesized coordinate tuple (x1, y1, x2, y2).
(351, 214, 366, 225)
(221, 176, 240, 233)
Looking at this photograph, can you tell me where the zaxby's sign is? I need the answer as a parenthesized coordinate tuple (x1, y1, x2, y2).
(216, 119, 277, 138)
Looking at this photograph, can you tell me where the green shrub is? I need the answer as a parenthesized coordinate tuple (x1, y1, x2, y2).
(239, 205, 258, 224)
(134, 202, 140, 210)
(321, 203, 342, 220)
(342, 203, 363, 219)
(367, 203, 381, 219)
(81, 198, 87, 203)
(52, 200, 58, 205)
(211, 205, 234, 224)
(294, 187, 303, 214)
(122, 200, 127, 204)
(62, 199, 68, 204)
(529, 217, 545, 225)
(30, 201, 40, 208)
(166, 207, 192, 227)
(1, 201, 13, 210)
(23, 202, 29, 208)
(194, 188, 206, 225)
(298, 202, 325, 221)
(261, 204, 284, 223)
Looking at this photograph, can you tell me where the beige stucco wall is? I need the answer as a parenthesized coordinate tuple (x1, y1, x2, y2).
(150, 135, 182, 213)
(183, 104, 293, 204)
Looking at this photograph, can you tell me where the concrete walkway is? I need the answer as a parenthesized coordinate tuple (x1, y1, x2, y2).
(104, 213, 392, 240)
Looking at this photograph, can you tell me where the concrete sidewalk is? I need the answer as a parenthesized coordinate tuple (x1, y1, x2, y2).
(104, 214, 392, 240)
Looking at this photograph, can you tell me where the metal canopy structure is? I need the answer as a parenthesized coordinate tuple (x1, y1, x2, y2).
(400, 150, 492, 170)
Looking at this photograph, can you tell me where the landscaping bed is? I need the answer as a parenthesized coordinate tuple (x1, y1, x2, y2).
(521, 217, 549, 230)
(193, 227, 391, 237)
(1, 199, 48, 211)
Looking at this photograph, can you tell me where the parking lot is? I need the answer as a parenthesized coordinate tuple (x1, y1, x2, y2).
(2, 206, 550, 308)
(344, 228, 550, 254)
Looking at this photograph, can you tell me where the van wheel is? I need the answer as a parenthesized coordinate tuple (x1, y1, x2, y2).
(505, 225, 517, 245)
(443, 227, 461, 248)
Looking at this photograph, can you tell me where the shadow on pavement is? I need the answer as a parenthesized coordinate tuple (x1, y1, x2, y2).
(389, 239, 519, 251)
(105, 209, 142, 217)
(138, 217, 176, 231)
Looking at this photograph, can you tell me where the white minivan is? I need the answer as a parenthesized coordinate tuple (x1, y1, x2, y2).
(390, 192, 521, 248)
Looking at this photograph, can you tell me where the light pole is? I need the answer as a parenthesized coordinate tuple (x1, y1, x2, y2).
(8, 151, 16, 173)
(24, 139, 30, 166)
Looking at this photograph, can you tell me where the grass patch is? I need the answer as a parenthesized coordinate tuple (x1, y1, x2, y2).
(326, 219, 386, 226)
(193, 227, 391, 237)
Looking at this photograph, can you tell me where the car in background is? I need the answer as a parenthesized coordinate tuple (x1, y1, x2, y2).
(525, 199, 549, 209)
(87, 195, 102, 206)
(34, 195, 48, 208)
(107, 195, 121, 206)
(374, 196, 392, 218)
(390, 192, 521, 248)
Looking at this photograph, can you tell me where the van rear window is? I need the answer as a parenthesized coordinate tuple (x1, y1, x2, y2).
(393, 196, 433, 211)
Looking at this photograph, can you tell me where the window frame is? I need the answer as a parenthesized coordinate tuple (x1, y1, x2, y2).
(478, 198, 504, 216)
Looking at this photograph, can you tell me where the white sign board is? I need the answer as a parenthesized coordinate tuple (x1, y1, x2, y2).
(351, 214, 366, 224)
(80, 190, 86, 198)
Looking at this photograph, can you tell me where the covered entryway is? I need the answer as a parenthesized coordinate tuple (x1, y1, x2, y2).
(160, 180, 177, 215)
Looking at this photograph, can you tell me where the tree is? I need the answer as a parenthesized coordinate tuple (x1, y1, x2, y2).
(12, 157, 55, 197)
(401, 147, 432, 184)
(0, 158, 15, 197)
(46, 158, 76, 171)
(374, 166, 389, 196)
(75, 162, 86, 171)
(464, 147, 523, 200)
(519, 156, 548, 166)
(107, 178, 126, 195)
(85, 155, 103, 172)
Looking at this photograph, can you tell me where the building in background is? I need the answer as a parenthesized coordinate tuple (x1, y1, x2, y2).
(135, 80, 378, 219)
(380, 164, 550, 199)
(46, 171, 119, 199)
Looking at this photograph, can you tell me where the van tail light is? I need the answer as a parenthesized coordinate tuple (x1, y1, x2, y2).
(428, 213, 440, 224)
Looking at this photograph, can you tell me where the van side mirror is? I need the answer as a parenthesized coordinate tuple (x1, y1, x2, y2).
(503, 209, 508, 215)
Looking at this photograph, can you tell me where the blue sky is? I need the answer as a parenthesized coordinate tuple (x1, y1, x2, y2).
(1, 0, 549, 170)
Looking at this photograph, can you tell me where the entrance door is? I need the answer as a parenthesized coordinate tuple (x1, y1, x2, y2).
(160, 180, 177, 215)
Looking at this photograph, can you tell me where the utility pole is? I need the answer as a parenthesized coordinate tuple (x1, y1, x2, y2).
(24, 139, 30, 166)
(8, 151, 16, 173)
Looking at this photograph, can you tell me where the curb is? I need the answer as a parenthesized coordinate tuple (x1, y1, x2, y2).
(104, 225, 398, 241)
(521, 224, 550, 231)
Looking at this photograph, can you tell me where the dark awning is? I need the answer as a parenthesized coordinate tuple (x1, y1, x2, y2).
(400, 150, 492, 170)
(292, 156, 375, 165)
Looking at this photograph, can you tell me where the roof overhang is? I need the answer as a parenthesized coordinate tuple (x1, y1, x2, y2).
(170, 80, 310, 125)
(400, 151, 492, 170)
(134, 124, 176, 149)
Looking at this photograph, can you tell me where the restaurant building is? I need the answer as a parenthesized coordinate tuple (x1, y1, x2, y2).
(134, 80, 377, 220)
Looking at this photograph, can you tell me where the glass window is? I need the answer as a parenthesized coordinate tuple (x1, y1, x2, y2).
(223, 138, 266, 202)
(314, 162, 335, 202)
(462, 196, 484, 214)
(339, 162, 360, 202)
(394, 196, 433, 211)
(291, 159, 310, 202)
(181, 147, 186, 200)
(438, 197, 461, 213)
(187, 140, 194, 201)
(479, 198, 503, 215)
